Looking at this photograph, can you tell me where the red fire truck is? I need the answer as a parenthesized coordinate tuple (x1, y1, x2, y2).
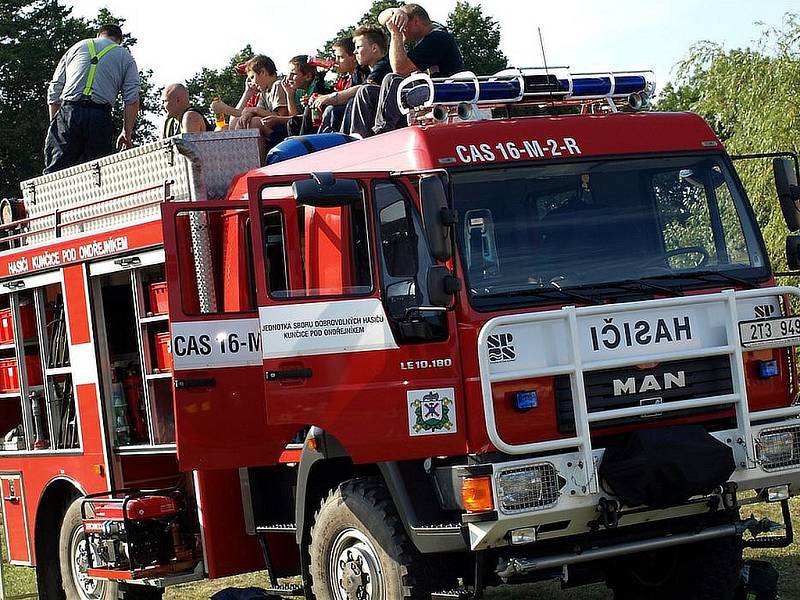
(0, 68, 799, 600)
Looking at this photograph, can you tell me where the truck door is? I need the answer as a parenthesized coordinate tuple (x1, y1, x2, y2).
(161, 200, 298, 469)
(248, 174, 467, 464)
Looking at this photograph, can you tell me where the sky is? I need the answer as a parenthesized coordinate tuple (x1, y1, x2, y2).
(63, 0, 797, 100)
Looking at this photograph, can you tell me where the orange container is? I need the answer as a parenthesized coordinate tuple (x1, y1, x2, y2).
(148, 282, 169, 315)
(154, 332, 172, 372)
(0, 304, 36, 345)
(0, 355, 43, 392)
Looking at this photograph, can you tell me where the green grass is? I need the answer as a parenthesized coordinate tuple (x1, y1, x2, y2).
(2, 499, 798, 599)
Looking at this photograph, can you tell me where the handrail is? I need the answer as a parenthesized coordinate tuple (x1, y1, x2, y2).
(0, 182, 173, 246)
(477, 286, 800, 495)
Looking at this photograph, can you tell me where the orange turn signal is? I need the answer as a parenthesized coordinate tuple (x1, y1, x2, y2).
(461, 476, 494, 513)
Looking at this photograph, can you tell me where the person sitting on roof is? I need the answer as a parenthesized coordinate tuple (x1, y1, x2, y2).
(349, 3, 464, 138)
(162, 84, 212, 137)
(209, 55, 288, 139)
(337, 27, 390, 136)
(290, 37, 361, 135)
(260, 56, 323, 142)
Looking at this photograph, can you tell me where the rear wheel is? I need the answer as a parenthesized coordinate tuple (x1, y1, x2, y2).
(607, 535, 743, 600)
(60, 498, 118, 600)
(309, 477, 431, 600)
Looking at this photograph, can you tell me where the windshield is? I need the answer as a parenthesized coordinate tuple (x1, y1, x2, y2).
(452, 155, 768, 310)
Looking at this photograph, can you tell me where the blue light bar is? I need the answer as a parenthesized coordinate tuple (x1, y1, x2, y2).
(398, 68, 656, 113)
(571, 75, 611, 96)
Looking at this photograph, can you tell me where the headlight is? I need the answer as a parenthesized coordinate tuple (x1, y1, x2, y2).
(756, 426, 800, 471)
(497, 463, 560, 513)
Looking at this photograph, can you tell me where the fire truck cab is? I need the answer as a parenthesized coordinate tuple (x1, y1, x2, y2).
(0, 68, 799, 600)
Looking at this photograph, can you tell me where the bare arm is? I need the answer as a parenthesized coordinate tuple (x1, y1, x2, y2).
(117, 100, 139, 150)
(48, 102, 62, 119)
(235, 81, 258, 110)
(315, 85, 359, 109)
(182, 111, 208, 133)
(211, 98, 241, 117)
(387, 12, 418, 75)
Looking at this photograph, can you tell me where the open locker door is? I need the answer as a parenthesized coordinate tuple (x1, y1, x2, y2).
(161, 199, 298, 470)
(247, 173, 467, 464)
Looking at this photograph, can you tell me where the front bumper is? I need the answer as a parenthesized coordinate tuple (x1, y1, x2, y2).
(440, 419, 800, 551)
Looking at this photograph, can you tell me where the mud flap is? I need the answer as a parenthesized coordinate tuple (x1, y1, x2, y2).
(598, 425, 736, 508)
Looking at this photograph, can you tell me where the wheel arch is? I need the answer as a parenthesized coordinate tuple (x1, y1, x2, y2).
(34, 477, 84, 598)
(294, 430, 465, 554)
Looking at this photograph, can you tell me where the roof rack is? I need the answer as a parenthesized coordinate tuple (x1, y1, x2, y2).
(398, 67, 656, 125)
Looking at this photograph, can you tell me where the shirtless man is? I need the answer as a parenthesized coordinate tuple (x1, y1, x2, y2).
(161, 83, 211, 137)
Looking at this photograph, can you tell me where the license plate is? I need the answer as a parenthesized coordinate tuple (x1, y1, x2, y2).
(739, 316, 800, 347)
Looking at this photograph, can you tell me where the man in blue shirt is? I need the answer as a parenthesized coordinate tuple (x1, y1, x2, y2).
(349, 4, 464, 138)
(44, 24, 140, 173)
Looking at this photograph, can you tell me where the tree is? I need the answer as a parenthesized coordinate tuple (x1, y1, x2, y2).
(654, 80, 701, 113)
(317, 0, 508, 75)
(447, 1, 507, 74)
(319, 0, 401, 57)
(91, 8, 160, 145)
(0, 2, 159, 197)
(0, 0, 88, 197)
(185, 45, 255, 117)
(657, 14, 800, 271)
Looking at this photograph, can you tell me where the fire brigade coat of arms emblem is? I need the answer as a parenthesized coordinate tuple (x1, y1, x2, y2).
(407, 388, 457, 436)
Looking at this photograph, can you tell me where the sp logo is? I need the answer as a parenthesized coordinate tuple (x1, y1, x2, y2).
(754, 304, 775, 319)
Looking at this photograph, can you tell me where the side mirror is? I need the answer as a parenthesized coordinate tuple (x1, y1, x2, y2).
(419, 175, 456, 261)
(292, 172, 361, 207)
(427, 265, 461, 307)
(773, 158, 800, 231)
(787, 236, 800, 270)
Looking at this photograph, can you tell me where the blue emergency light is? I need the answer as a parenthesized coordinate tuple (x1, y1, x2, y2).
(758, 360, 779, 379)
(398, 67, 655, 113)
(513, 390, 539, 412)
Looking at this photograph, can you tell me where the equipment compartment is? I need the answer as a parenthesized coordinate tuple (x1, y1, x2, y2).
(93, 260, 175, 449)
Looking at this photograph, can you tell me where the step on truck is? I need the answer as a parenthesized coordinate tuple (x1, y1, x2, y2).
(0, 67, 798, 600)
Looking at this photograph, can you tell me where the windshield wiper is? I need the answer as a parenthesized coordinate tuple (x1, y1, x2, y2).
(610, 279, 684, 297)
(659, 269, 759, 289)
(478, 285, 601, 305)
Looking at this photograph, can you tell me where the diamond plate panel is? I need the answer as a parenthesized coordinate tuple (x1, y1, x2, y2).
(18, 130, 264, 246)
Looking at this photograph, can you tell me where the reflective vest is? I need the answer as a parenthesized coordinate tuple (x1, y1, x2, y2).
(82, 39, 119, 98)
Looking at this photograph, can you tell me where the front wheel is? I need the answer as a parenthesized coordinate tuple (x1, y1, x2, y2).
(309, 478, 430, 600)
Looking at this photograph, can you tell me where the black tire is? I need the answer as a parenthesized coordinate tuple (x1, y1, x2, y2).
(308, 477, 431, 600)
(59, 497, 163, 600)
(607, 535, 743, 600)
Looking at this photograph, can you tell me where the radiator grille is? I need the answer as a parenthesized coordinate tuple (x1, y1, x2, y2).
(557, 356, 733, 432)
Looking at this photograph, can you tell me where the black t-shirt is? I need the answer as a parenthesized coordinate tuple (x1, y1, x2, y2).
(366, 56, 391, 84)
(408, 28, 464, 77)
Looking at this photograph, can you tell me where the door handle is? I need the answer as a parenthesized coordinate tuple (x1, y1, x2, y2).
(3, 496, 19, 504)
(266, 368, 312, 382)
(174, 378, 216, 389)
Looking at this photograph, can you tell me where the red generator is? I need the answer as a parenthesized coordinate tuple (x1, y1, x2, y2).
(81, 491, 197, 580)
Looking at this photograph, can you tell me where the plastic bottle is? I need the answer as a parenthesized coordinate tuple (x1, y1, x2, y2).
(212, 96, 228, 131)
(111, 370, 130, 446)
(308, 56, 335, 70)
